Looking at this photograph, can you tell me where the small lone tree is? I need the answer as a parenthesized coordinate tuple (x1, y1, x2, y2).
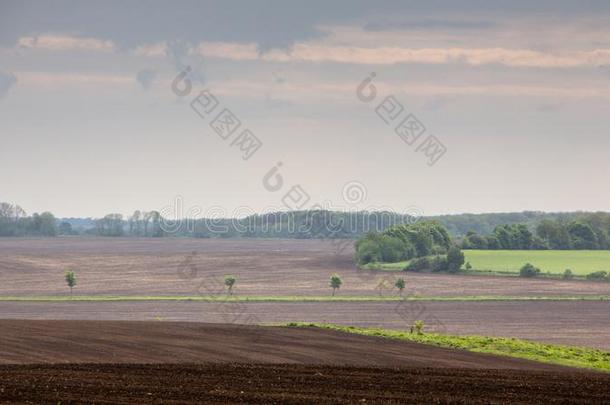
(65, 271, 76, 297)
(375, 278, 392, 296)
(563, 269, 574, 280)
(411, 320, 425, 335)
(394, 278, 406, 296)
(329, 273, 342, 296)
(224, 275, 236, 295)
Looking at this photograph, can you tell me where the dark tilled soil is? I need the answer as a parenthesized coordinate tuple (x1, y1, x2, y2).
(0, 320, 567, 370)
(1, 363, 609, 404)
(0, 321, 608, 404)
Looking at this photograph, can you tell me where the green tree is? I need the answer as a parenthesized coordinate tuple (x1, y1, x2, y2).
(568, 222, 598, 250)
(519, 263, 541, 278)
(563, 269, 574, 280)
(394, 278, 406, 296)
(58, 221, 73, 235)
(461, 232, 488, 249)
(404, 257, 430, 272)
(536, 220, 571, 249)
(446, 246, 465, 273)
(329, 273, 342, 296)
(38, 212, 58, 236)
(224, 275, 236, 295)
(65, 271, 76, 297)
(355, 233, 415, 264)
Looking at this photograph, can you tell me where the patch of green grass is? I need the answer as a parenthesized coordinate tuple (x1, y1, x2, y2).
(361, 261, 409, 271)
(0, 295, 608, 302)
(464, 250, 610, 276)
(286, 323, 610, 372)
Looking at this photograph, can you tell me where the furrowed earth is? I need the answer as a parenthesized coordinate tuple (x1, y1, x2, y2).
(1, 237, 609, 403)
(1, 237, 609, 297)
(0, 320, 609, 404)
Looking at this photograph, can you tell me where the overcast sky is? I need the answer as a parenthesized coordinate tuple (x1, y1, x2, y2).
(1, 0, 610, 218)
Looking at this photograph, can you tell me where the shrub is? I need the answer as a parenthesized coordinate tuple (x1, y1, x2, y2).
(354, 238, 382, 264)
(562, 269, 574, 280)
(431, 255, 448, 272)
(394, 278, 406, 296)
(411, 320, 425, 335)
(465, 262, 472, 271)
(519, 263, 541, 278)
(404, 257, 430, 272)
(224, 275, 236, 295)
(586, 271, 608, 281)
(355, 233, 415, 264)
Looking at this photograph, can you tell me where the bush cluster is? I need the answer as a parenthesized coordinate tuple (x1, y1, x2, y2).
(519, 263, 541, 278)
(586, 271, 608, 281)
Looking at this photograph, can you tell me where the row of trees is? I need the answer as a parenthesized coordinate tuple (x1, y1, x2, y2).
(461, 213, 610, 250)
(59, 271, 410, 297)
(3, 200, 610, 248)
(0, 203, 58, 236)
(94, 211, 165, 237)
(355, 221, 452, 265)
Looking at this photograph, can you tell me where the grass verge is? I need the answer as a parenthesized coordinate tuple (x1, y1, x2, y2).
(0, 295, 609, 302)
(286, 323, 610, 372)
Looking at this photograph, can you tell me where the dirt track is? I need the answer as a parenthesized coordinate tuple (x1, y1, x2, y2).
(2, 363, 609, 404)
(1, 237, 609, 297)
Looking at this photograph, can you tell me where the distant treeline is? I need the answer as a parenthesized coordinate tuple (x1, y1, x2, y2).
(0, 203, 58, 236)
(53, 210, 417, 238)
(433, 211, 586, 237)
(461, 213, 610, 250)
(1, 201, 609, 250)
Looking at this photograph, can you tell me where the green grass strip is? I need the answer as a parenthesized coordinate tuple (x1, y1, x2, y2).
(286, 323, 610, 372)
(0, 295, 609, 302)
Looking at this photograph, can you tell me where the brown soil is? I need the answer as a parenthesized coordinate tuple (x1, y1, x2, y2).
(1, 363, 609, 404)
(0, 237, 608, 298)
(0, 320, 567, 370)
(0, 320, 609, 404)
(1, 300, 608, 349)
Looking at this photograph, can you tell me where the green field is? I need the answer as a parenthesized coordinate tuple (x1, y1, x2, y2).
(287, 323, 610, 372)
(464, 250, 610, 276)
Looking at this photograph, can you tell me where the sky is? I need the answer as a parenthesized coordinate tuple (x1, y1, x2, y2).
(1, 0, 610, 218)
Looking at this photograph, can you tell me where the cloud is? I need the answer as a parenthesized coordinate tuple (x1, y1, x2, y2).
(207, 78, 610, 101)
(193, 41, 610, 68)
(195, 42, 258, 61)
(364, 19, 497, 31)
(17, 34, 115, 52)
(134, 42, 167, 57)
(422, 95, 457, 111)
(136, 69, 156, 90)
(264, 93, 293, 109)
(0, 71, 17, 97)
(166, 40, 205, 85)
(16, 72, 132, 88)
(0, 1, 330, 51)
